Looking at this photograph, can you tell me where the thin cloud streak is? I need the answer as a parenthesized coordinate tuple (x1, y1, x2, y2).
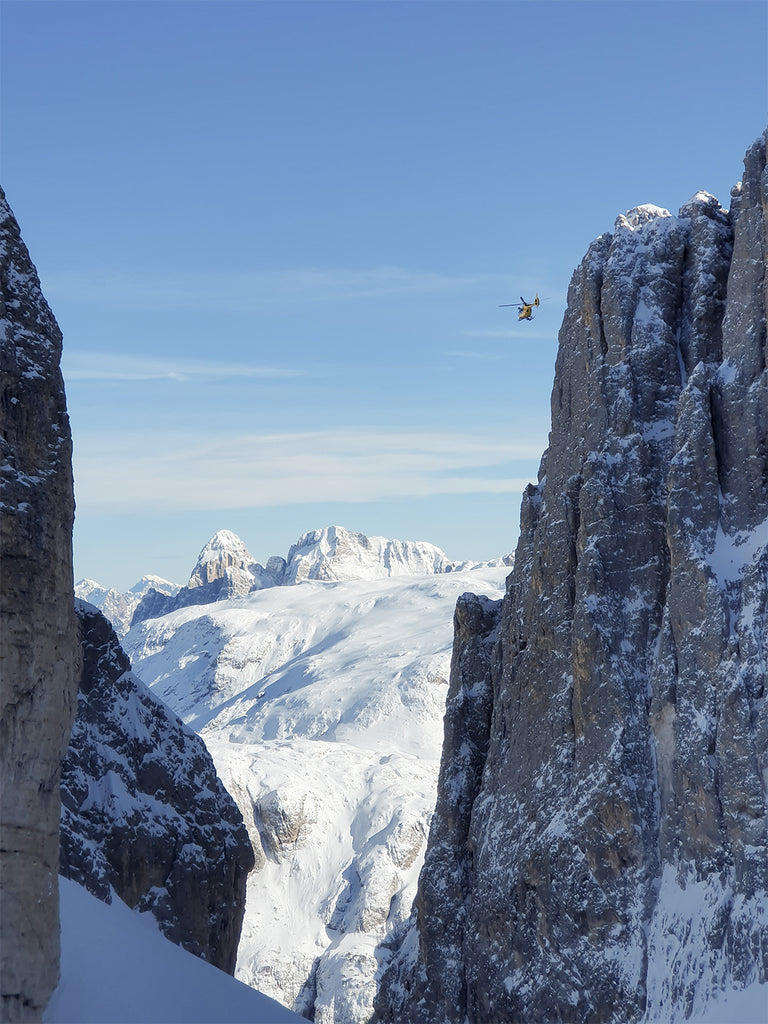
(44, 266, 516, 311)
(73, 429, 542, 513)
(63, 351, 301, 382)
(447, 349, 507, 362)
(461, 328, 559, 341)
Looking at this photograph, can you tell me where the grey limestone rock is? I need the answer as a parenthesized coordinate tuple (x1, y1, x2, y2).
(376, 131, 767, 1023)
(0, 189, 81, 1022)
(60, 604, 255, 974)
(131, 529, 280, 627)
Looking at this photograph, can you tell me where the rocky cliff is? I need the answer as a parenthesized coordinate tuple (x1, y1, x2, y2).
(0, 190, 81, 1021)
(60, 604, 255, 974)
(376, 131, 767, 1023)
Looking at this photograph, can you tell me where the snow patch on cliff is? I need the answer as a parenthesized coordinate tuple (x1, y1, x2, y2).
(643, 865, 768, 1023)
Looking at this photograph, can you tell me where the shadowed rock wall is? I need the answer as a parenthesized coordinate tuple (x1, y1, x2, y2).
(61, 605, 255, 975)
(0, 190, 81, 1021)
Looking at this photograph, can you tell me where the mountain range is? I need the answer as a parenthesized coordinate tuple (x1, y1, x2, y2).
(76, 524, 511, 637)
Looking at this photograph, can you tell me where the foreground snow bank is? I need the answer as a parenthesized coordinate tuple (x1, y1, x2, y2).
(44, 877, 303, 1023)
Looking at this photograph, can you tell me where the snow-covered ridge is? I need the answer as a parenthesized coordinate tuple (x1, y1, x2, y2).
(86, 525, 512, 634)
(282, 525, 455, 582)
(615, 203, 673, 231)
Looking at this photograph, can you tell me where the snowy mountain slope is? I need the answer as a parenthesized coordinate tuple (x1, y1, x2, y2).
(126, 570, 492, 750)
(124, 564, 509, 1021)
(45, 877, 304, 1024)
(208, 737, 438, 1021)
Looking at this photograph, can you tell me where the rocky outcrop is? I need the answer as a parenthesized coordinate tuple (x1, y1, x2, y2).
(376, 132, 767, 1023)
(0, 189, 80, 1021)
(60, 604, 255, 974)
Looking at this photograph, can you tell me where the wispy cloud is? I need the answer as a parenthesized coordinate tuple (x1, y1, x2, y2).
(447, 349, 507, 361)
(460, 328, 558, 341)
(43, 266, 514, 311)
(62, 351, 300, 382)
(73, 429, 542, 514)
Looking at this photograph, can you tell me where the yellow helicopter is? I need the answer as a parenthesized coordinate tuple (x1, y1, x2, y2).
(499, 294, 541, 321)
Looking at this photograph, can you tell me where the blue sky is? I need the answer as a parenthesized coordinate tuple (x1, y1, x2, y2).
(2, 0, 766, 590)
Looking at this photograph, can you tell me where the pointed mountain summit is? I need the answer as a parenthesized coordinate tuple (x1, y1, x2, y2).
(187, 530, 260, 588)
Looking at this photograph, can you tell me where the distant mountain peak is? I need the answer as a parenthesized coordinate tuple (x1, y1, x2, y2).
(127, 574, 178, 596)
(614, 203, 672, 231)
(75, 575, 179, 637)
(200, 529, 250, 554)
(188, 530, 258, 588)
(284, 525, 453, 583)
(75, 577, 105, 592)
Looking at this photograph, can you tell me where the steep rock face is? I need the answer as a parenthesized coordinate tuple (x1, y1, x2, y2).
(0, 190, 80, 1021)
(377, 133, 767, 1023)
(60, 604, 255, 974)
